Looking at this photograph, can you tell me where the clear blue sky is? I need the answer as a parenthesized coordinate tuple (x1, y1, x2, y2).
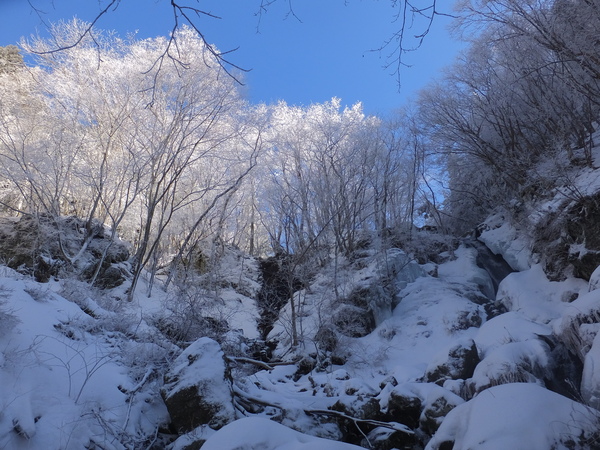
(0, 0, 462, 116)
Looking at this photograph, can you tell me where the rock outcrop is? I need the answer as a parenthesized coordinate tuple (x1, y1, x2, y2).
(161, 338, 235, 433)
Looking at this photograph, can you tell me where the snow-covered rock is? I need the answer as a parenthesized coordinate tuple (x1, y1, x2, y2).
(269, 247, 425, 352)
(478, 211, 532, 272)
(496, 264, 586, 323)
(167, 424, 215, 450)
(202, 416, 364, 450)
(377, 382, 464, 442)
(474, 311, 552, 356)
(553, 289, 600, 360)
(425, 339, 480, 385)
(161, 337, 235, 432)
(379, 385, 422, 430)
(589, 264, 600, 292)
(426, 383, 600, 450)
(419, 387, 464, 435)
(581, 331, 600, 410)
(438, 245, 495, 299)
(380, 248, 425, 291)
(468, 339, 550, 394)
(341, 248, 425, 330)
(0, 214, 130, 285)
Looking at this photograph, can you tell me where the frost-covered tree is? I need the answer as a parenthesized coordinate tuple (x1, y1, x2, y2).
(259, 99, 383, 256)
(0, 45, 24, 74)
(0, 64, 82, 217)
(416, 0, 600, 230)
(250, 99, 427, 346)
(0, 22, 257, 297)
(455, 0, 600, 157)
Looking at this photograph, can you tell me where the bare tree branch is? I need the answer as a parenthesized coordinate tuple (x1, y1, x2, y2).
(370, 0, 456, 89)
(232, 385, 415, 435)
(26, 0, 249, 86)
(168, 1, 249, 84)
(255, 0, 455, 89)
(29, 0, 120, 54)
(24, 0, 452, 90)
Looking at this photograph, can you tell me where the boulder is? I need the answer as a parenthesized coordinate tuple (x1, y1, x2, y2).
(0, 214, 129, 287)
(419, 390, 464, 435)
(329, 397, 383, 445)
(373, 388, 422, 449)
(426, 384, 600, 450)
(554, 289, 600, 361)
(92, 264, 126, 289)
(364, 426, 417, 450)
(161, 338, 235, 433)
(425, 339, 480, 385)
(167, 425, 215, 450)
(467, 338, 551, 395)
(383, 389, 422, 430)
(333, 303, 375, 337)
(293, 355, 316, 381)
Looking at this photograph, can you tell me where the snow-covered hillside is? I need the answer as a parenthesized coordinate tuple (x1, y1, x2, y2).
(1, 222, 599, 449)
(3, 2, 600, 447)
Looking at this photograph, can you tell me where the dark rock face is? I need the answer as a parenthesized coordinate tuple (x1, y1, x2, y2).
(469, 238, 515, 296)
(333, 303, 376, 338)
(539, 335, 584, 401)
(329, 398, 379, 446)
(425, 340, 480, 385)
(314, 326, 339, 353)
(365, 427, 418, 450)
(91, 265, 126, 289)
(483, 300, 508, 320)
(161, 338, 235, 433)
(164, 385, 220, 433)
(384, 391, 422, 430)
(570, 250, 600, 281)
(532, 192, 600, 281)
(256, 254, 303, 339)
(566, 194, 600, 280)
(420, 395, 462, 436)
(293, 355, 316, 381)
(329, 396, 420, 449)
(0, 214, 129, 287)
(374, 390, 422, 449)
(449, 310, 482, 332)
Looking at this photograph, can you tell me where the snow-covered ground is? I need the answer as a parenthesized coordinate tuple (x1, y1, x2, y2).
(0, 270, 171, 449)
(0, 228, 599, 449)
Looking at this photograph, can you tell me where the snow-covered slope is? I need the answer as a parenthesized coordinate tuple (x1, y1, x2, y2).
(1, 231, 599, 449)
(0, 269, 172, 449)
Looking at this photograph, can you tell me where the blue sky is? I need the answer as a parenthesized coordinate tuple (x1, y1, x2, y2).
(0, 0, 463, 116)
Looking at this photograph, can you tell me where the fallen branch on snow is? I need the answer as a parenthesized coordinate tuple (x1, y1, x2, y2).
(226, 356, 300, 371)
(305, 409, 414, 435)
(232, 385, 414, 435)
(226, 356, 275, 371)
